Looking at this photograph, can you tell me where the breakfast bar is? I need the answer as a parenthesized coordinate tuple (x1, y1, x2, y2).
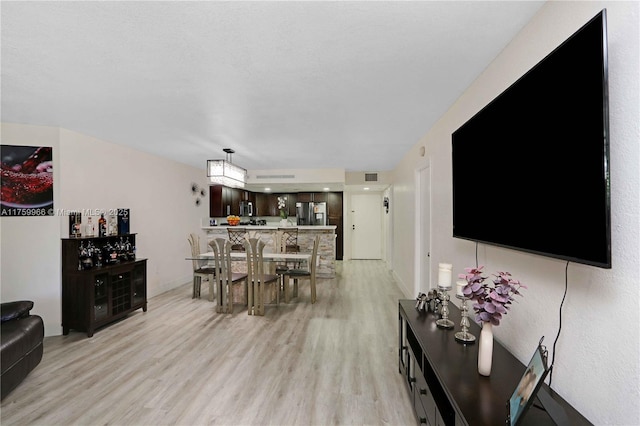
(202, 225, 337, 278)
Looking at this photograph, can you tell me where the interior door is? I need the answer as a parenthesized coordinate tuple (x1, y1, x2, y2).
(351, 193, 382, 259)
(418, 165, 431, 294)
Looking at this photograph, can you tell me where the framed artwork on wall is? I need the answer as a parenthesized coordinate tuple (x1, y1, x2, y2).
(1, 145, 54, 216)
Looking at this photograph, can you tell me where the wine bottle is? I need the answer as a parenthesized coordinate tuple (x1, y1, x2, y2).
(98, 214, 107, 237)
(85, 216, 95, 237)
(109, 215, 118, 236)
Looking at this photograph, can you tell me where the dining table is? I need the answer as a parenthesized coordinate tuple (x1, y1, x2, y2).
(190, 251, 311, 264)
(186, 250, 312, 312)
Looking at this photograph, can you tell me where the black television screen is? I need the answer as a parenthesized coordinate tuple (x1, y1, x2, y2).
(452, 10, 611, 268)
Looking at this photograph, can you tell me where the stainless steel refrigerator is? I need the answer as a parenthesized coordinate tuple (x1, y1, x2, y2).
(296, 202, 327, 226)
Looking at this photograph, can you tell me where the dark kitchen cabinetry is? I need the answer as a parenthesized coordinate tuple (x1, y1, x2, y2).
(297, 192, 328, 203)
(61, 235, 147, 337)
(327, 192, 343, 260)
(398, 300, 590, 426)
(277, 193, 297, 217)
(241, 190, 256, 204)
(210, 185, 241, 217)
(208, 186, 342, 260)
(255, 192, 278, 216)
(327, 192, 343, 216)
(296, 192, 312, 203)
(229, 187, 241, 215)
(253, 192, 296, 217)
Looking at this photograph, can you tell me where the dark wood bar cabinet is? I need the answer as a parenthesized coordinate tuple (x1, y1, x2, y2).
(61, 234, 147, 337)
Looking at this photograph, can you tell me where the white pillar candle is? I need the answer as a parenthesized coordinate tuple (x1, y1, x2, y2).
(456, 280, 467, 297)
(438, 263, 452, 288)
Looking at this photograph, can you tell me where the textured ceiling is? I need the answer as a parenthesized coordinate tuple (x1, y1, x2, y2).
(1, 1, 544, 174)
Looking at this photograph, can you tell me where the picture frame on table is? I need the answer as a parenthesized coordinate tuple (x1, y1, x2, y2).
(507, 336, 551, 426)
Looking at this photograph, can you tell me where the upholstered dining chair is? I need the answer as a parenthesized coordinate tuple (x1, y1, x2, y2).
(188, 233, 217, 300)
(209, 238, 248, 314)
(244, 237, 280, 316)
(282, 234, 320, 304)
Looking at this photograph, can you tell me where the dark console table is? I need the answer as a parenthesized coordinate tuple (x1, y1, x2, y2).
(398, 299, 591, 426)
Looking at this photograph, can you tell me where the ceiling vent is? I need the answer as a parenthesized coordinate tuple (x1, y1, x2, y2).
(255, 174, 296, 179)
(364, 173, 378, 182)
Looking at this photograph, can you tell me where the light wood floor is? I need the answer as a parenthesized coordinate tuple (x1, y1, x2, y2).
(0, 260, 416, 426)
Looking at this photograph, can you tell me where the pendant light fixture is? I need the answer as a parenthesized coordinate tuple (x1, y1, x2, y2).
(207, 148, 246, 188)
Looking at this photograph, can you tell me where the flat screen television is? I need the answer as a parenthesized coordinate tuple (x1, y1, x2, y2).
(452, 10, 611, 268)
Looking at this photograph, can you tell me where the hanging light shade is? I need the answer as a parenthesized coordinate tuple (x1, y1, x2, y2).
(207, 148, 246, 188)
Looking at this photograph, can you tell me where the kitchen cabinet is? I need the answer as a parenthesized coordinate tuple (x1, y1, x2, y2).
(297, 192, 328, 203)
(311, 192, 328, 203)
(255, 193, 281, 217)
(255, 193, 296, 217)
(254, 192, 269, 216)
(276, 193, 297, 217)
(327, 192, 343, 260)
(327, 192, 343, 216)
(229, 187, 241, 215)
(296, 192, 312, 203)
(210, 185, 241, 217)
(245, 191, 256, 205)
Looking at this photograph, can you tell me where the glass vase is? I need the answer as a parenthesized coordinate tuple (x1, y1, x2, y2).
(478, 321, 493, 376)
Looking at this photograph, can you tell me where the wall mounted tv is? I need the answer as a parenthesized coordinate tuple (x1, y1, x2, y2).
(452, 10, 611, 269)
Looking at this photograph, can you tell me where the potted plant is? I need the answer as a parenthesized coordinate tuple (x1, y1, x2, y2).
(459, 266, 526, 376)
(277, 196, 288, 225)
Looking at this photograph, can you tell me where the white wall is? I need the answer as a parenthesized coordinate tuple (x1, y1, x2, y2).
(390, 2, 639, 425)
(1, 124, 62, 335)
(1, 123, 210, 336)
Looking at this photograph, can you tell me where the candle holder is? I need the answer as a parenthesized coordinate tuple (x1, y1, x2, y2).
(435, 285, 454, 329)
(454, 295, 476, 343)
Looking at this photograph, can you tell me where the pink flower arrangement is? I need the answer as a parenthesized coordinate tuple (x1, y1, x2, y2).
(459, 266, 527, 326)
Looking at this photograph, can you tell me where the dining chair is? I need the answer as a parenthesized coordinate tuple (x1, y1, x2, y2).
(188, 233, 217, 301)
(209, 238, 248, 314)
(244, 237, 280, 316)
(227, 227, 247, 252)
(283, 234, 320, 304)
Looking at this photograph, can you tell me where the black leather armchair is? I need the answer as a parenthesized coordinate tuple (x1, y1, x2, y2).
(1, 300, 44, 400)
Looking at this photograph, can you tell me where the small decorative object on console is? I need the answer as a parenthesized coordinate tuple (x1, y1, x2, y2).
(454, 279, 476, 344)
(415, 292, 428, 311)
(415, 290, 441, 313)
(459, 266, 526, 376)
(436, 263, 454, 329)
(459, 266, 527, 326)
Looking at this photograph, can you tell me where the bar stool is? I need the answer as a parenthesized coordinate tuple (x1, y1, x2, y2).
(278, 227, 301, 271)
(227, 227, 247, 252)
(278, 227, 299, 254)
